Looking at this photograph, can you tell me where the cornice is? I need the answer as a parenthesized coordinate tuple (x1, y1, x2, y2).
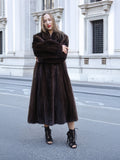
(79, 0, 113, 15)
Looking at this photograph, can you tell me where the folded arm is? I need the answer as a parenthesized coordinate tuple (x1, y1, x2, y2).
(32, 34, 69, 63)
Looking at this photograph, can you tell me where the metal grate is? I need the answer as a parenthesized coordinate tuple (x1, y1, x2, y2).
(92, 20, 103, 53)
(90, 0, 102, 2)
(0, 31, 2, 54)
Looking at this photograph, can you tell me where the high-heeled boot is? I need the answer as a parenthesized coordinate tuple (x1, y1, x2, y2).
(67, 129, 77, 149)
(44, 126, 53, 145)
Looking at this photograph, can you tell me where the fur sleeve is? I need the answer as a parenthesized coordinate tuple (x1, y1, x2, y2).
(60, 34, 69, 47)
(32, 35, 62, 57)
(32, 33, 68, 63)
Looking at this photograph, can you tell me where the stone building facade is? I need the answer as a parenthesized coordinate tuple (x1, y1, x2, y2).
(0, 0, 120, 83)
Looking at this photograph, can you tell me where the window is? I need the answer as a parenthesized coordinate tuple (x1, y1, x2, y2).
(0, 31, 2, 54)
(92, 20, 103, 53)
(43, 0, 54, 10)
(90, 0, 102, 2)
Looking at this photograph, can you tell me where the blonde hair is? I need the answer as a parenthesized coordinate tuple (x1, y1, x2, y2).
(41, 13, 59, 33)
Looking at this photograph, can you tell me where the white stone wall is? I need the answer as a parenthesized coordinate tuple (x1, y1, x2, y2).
(70, 0, 120, 84)
(0, 0, 120, 84)
(114, 0, 120, 54)
(0, 0, 36, 76)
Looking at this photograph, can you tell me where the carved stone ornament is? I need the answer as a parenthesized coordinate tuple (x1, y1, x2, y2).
(32, 8, 64, 24)
(79, 0, 113, 16)
(0, 17, 7, 28)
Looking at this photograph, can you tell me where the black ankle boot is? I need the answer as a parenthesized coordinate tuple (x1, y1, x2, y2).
(44, 127, 53, 145)
(67, 129, 77, 149)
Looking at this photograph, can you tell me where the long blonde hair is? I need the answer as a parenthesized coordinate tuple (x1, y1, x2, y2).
(41, 13, 59, 33)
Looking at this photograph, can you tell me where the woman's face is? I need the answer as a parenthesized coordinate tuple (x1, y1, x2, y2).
(43, 14, 53, 31)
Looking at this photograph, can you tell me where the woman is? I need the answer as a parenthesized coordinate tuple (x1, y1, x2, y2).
(28, 13, 78, 149)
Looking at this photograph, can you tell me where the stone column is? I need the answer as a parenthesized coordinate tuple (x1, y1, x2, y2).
(66, 0, 79, 55)
(5, 0, 15, 55)
(33, 15, 40, 33)
(114, 0, 120, 54)
(54, 0, 60, 8)
(104, 15, 108, 54)
(36, 0, 43, 11)
(3, 0, 5, 16)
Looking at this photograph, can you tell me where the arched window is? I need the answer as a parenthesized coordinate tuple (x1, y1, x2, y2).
(43, 0, 54, 10)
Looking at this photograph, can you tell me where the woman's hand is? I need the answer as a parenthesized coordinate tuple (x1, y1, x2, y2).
(62, 45, 69, 54)
(35, 57, 39, 62)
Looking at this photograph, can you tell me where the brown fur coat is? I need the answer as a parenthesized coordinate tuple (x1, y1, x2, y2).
(28, 31, 78, 125)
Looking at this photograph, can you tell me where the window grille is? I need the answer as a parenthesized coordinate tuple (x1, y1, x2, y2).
(0, 31, 2, 54)
(92, 20, 103, 53)
(90, 0, 102, 2)
(43, 0, 54, 10)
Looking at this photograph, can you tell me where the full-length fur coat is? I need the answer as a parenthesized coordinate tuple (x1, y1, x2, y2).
(28, 31, 78, 125)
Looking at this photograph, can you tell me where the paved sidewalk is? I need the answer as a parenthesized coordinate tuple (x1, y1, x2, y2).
(0, 75, 120, 160)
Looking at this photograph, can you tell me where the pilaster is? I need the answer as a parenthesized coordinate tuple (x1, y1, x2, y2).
(114, 0, 120, 54)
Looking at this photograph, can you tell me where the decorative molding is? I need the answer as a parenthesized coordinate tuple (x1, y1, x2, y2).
(115, 49, 120, 53)
(32, 8, 64, 32)
(32, 8, 64, 24)
(0, 17, 7, 28)
(80, 54, 120, 59)
(79, 0, 113, 16)
(7, 51, 16, 55)
(78, 1, 113, 55)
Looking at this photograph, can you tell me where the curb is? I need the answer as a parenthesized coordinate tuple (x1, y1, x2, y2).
(71, 81, 120, 90)
(0, 76, 120, 97)
(0, 75, 32, 82)
(1, 75, 120, 89)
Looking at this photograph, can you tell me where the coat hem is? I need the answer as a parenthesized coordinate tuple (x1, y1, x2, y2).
(27, 119, 78, 126)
